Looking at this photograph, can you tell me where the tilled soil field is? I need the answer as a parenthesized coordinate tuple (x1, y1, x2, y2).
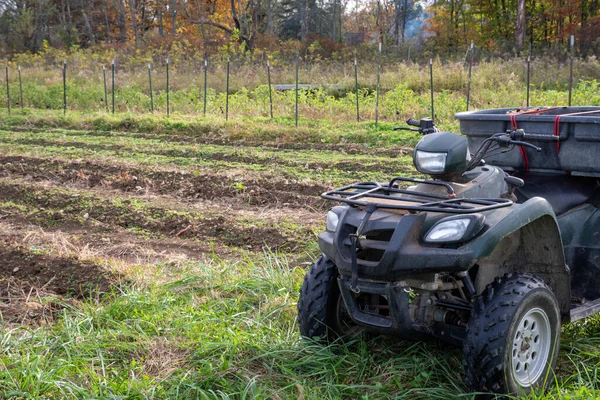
(0, 126, 414, 327)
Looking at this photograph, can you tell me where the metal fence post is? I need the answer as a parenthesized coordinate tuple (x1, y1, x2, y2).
(225, 57, 230, 121)
(5, 65, 9, 115)
(295, 47, 299, 127)
(526, 44, 531, 107)
(111, 60, 115, 114)
(166, 59, 170, 116)
(267, 60, 273, 119)
(354, 50, 360, 122)
(203, 59, 208, 116)
(429, 58, 435, 121)
(18, 66, 23, 111)
(568, 35, 574, 107)
(375, 42, 382, 128)
(63, 60, 67, 115)
(466, 41, 474, 111)
(148, 63, 154, 112)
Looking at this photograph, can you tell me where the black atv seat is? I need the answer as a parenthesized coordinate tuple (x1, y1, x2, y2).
(514, 173, 599, 216)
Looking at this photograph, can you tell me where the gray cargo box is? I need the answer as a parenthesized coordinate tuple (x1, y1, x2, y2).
(455, 107, 600, 177)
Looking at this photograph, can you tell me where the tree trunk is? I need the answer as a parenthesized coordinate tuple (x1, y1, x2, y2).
(332, 0, 336, 41)
(158, 0, 164, 36)
(129, 0, 140, 44)
(250, 0, 259, 51)
(515, 0, 526, 52)
(60, 0, 71, 43)
(266, 0, 273, 34)
(80, 0, 96, 45)
(402, 0, 408, 41)
(300, 0, 308, 41)
(171, 0, 177, 34)
(113, 0, 127, 42)
(394, 0, 400, 44)
(103, 0, 111, 41)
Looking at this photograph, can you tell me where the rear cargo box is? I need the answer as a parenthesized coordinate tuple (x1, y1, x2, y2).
(455, 107, 600, 177)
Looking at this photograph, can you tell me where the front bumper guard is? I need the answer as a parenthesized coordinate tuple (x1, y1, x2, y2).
(338, 276, 417, 337)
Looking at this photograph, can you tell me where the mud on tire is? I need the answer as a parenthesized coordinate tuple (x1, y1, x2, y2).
(463, 273, 561, 396)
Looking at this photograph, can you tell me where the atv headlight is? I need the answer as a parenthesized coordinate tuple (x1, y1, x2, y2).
(415, 151, 447, 174)
(425, 214, 485, 244)
(326, 210, 339, 232)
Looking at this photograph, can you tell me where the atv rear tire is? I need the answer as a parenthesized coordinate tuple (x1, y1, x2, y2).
(297, 254, 359, 341)
(463, 273, 561, 396)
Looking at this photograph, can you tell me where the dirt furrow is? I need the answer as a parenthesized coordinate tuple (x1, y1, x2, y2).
(0, 155, 330, 210)
(0, 178, 317, 252)
(0, 236, 119, 326)
(5, 126, 415, 157)
(3, 136, 414, 176)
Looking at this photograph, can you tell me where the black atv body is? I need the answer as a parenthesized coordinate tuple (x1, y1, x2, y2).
(297, 107, 600, 396)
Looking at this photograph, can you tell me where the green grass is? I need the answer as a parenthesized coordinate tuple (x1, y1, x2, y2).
(0, 127, 416, 185)
(1, 251, 600, 398)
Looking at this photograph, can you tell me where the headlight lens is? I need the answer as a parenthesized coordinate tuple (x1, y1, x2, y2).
(425, 218, 471, 243)
(326, 210, 339, 232)
(415, 151, 447, 174)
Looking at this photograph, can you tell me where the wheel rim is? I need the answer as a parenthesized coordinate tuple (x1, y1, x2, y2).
(511, 307, 552, 387)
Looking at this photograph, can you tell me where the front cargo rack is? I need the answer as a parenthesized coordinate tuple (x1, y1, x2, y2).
(321, 176, 513, 214)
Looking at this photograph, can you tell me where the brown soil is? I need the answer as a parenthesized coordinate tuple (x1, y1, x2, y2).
(6, 136, 412, 176)
(0, 155, 330, 210)
(0, 179, 316, 252)
(6, 127, 413, 157)
(0, 236, 118, 326)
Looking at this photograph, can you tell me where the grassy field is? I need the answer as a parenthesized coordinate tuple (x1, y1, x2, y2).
(3, 53, 600, 123)
(0, 110, 600, 399)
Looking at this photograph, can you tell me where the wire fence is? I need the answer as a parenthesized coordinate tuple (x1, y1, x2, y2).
(1, 36, 587, 126)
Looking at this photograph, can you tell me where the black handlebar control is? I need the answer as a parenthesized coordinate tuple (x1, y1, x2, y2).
(393, 117, 437, 134)
(406, 118, 421, 127)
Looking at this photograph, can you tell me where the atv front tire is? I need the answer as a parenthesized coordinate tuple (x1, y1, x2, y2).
(297, 255, 359, 341)
(463, 273, 561, 396)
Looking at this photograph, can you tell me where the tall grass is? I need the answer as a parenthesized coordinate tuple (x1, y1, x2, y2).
(2, 55, 600, 125)
(1, 250, 599, 398)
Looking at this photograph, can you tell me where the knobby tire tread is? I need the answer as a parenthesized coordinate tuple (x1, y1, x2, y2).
(463, 272, 552, 394)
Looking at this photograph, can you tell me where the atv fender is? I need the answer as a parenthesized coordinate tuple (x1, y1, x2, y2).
(462, 197, 571, 317)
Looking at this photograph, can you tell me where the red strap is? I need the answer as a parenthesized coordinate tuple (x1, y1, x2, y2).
(553, 115, 561, 153)
(510, 114, 529, 170)
(518, 146, 529, 171)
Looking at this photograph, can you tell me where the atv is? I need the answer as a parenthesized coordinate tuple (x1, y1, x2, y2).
(297, 107, 600, 396)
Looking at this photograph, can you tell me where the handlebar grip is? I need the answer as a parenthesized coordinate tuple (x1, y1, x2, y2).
(522, 133, 560, 142)
(406, 118, 420, 127)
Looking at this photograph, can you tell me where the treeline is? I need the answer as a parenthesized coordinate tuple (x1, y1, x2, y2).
(0, 0, 599, 58)
(430, 0, 600, 56)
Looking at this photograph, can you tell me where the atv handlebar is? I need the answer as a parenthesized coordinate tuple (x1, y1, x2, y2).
(492, 133, 542, 152)
(393, 117, 438, 134)
(512, 129, 560, 143)
(406, 118, 421, 127)
(509, 140, 542, 152)
(467, 129, 548, 170)
(393, 126, 420, 132)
